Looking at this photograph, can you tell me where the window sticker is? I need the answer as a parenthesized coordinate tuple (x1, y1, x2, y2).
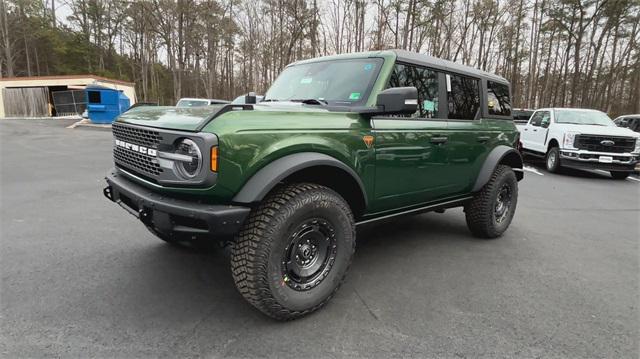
(363, 63, 374, 71)
(423, 100, 435, 111)
(349, 92, 361, 100)
(300, 77, 313, 84)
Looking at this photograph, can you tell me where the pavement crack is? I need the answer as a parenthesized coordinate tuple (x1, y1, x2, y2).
(354, 287, 379, 321)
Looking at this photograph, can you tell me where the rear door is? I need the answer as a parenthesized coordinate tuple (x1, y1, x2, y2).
(443, 73, 489, 193)
(372, 63, 453, 212)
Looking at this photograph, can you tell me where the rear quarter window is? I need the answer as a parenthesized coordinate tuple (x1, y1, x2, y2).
(487, 81, 511, 116)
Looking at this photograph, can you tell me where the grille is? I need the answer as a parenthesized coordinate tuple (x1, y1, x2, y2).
(574, 135, 636, 153)
(112, 123, 163, 178)
(112, 122, 163, 148)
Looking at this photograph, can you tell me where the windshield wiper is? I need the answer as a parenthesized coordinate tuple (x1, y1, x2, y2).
(290, 98, 328, 105)
(261, 99, 279, 102)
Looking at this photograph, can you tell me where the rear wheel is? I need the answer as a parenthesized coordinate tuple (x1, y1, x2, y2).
(231, 183, 355, 320)
(545, 147, 561, 173)
(465, 165, 518, 239)
(610, 171, 629, 180)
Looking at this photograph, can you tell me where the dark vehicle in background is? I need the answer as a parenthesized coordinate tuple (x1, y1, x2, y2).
(513, 108, 534, 124)
(614, 114, 640, 133)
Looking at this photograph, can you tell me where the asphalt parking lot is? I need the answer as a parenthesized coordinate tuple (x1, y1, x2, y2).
(1, 119, 639, 358)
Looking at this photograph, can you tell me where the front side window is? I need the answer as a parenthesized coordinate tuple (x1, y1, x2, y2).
(529, 111, 550, 126)
(487, 81, 511, 116)
(264, 58, 383, 106)
(387, 63, 439, 118)
(447, 74, 480, 120)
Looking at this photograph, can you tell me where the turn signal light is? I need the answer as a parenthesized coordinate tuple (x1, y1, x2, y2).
(210, 146, 219, 172)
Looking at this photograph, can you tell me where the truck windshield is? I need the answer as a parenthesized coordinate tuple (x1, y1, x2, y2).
(264, 58, 383, 106)
(555, 110, 615, 126)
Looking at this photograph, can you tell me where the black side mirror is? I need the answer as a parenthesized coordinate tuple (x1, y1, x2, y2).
(541, 118, 550, 128)
(375, 87, 418, 115)
(245, 92, 257, 104)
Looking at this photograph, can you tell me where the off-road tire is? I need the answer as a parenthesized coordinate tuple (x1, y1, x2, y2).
(464, 165, 518, 239)
(610, 171, 629, 180)
(231, 183, 356, 320)
(545, 147, 561, 173)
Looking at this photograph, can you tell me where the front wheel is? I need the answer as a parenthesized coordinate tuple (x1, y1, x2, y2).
(231, 183, 355, 320)
(610, 171, 629, 180)
(465, 165, 518, 239)
(546, 147, 561, 173)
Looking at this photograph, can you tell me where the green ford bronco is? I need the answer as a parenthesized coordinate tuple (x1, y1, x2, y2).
(104, 50, 523, 320)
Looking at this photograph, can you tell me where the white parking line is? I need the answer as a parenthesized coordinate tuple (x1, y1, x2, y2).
(523, 165, 544, 176)
(627, 176, 640, 182)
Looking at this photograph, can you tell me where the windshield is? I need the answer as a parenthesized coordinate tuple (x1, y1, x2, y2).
(264, 58, 383, 105)
(555, 110, 615, 126)
(176, 99, 209, 108)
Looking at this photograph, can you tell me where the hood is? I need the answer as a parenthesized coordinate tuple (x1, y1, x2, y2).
(116, 102, 334, 131)
(116, 105, 226, 131)
(554, 123, 640, 138)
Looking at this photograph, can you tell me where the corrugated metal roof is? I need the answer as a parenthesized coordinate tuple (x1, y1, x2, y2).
(0, 74, 134, 86)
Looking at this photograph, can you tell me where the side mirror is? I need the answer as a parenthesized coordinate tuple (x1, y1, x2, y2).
(245, 92, 257, 104)
(541, 118, 550, 128)
(375, 87, 418, 115)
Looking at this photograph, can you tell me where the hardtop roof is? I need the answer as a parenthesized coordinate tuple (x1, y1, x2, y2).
(289, 49, 509, 84)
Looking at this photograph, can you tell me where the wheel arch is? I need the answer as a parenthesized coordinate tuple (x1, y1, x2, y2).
(232, 152, 368, 217)
(547, 138, 560, 150)
(472, 145, 523, 192)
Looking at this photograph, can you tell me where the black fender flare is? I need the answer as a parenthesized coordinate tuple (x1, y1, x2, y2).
(472, 145, 524, 192)
(232, 152, 368, 206)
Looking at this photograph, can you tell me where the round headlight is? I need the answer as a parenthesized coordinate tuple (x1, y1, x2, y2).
(175, 138, 202, 178)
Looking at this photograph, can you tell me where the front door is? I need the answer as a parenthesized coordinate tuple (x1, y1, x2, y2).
(371, 63, 454, 212)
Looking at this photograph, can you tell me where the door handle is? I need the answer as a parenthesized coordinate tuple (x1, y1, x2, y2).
(430, 136, 448, 144)
(523, 128, 528, 131)
(477, 136, 490, 143)
(533, 129, 538, 132)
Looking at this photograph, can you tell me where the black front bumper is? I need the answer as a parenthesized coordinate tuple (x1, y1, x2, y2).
(104, 169, 250, 239)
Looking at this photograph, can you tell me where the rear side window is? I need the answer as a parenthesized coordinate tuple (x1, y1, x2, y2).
(388, 63, 439, 118)
(487, 81, 511, 116)
(447, 74, 480, 120)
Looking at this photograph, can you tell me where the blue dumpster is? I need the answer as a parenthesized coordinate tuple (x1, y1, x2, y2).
(86, 85, 131, 124)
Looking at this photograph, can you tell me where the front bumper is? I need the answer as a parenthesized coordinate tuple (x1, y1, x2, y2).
(104, 168, 250, 240)
(560, 150, 638, 172)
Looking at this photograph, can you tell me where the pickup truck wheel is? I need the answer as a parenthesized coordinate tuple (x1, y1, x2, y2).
(545, 147, 561, 173)
(231, 183, 355, 320)
(465, 165, 518, 239)
(610, 171, 629, 180)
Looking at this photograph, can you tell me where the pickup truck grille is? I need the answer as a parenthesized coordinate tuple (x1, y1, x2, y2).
(112, 123, 163, 179)
(574, 135, 636, 153)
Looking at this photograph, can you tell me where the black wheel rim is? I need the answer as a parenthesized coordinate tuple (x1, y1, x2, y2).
(494, 184, 512, 223)
(281, 219, 337, 291)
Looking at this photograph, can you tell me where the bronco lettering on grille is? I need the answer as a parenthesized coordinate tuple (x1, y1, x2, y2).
(114, 139, 157, 156)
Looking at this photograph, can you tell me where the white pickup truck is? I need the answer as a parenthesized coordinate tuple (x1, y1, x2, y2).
(516, 108, 640, 179)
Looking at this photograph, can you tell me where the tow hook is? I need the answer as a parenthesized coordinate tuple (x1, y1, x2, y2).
(139, 209, 151, 225)
(103, 186, 114, 201)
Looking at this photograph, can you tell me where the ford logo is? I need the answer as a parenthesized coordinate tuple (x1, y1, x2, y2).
(600, 140, 615, 146)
